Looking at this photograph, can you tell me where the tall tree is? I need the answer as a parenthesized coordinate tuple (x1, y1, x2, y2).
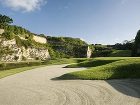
(132, 30, 140, 56)
(0, 14, 13, 28)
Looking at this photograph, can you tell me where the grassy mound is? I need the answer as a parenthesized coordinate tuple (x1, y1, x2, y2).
(44, 58, 88, 65)
(66, 59, 118, 68)
(65, 57, 128, 68)
(59, 58, 140, 80)
(110, 50, 131, 57)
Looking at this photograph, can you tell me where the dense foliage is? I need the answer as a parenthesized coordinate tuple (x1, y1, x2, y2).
(132, 30, 140, 56)
(3, 25, 34, 36)
(0, 14, 13, 28)
(47, 36, 90, 58)
(92, 40, 133, 57)
(92, 44, 113, 57)
(0, 45, 13, 58)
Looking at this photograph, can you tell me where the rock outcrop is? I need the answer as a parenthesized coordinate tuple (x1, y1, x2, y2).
(0, 29, 50, 61)
(0, 28, 92, 61)
(33, 35, 47, 44)
(1, 39, 50, 61)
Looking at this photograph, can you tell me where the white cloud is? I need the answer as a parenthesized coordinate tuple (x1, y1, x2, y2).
(0, 0, 47, 12)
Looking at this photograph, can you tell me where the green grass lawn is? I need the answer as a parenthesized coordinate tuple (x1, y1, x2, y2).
(0, 58, 86, 79)
(58, 57, 140, 80)
(65, 57, 131, 68)
(43, 58, 88, 65)
(0, 65, 45, 79)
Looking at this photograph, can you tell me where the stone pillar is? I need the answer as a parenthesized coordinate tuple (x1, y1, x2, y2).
(87, 46, 92, 58)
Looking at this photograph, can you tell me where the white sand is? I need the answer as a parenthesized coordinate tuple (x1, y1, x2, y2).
(0, 64, 139, 105)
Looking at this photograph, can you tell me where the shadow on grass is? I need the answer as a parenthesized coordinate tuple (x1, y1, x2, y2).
(64, 60, 119, 68)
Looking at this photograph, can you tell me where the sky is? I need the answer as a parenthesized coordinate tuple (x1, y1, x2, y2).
(0, 0, 140, 44)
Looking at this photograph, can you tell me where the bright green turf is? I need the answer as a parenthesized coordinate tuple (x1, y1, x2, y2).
(65, 57, 131, 68)
(59, 57, 140, 80)
(0, 66, 44, 79)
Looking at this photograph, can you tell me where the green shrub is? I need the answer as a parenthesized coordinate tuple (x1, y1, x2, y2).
(2, 31, 15, 40)
(93, 50, 113, 57)
(15, 36, 31, 48)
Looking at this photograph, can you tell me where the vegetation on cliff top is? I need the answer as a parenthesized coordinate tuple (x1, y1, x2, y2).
(47, 36, 92, 58)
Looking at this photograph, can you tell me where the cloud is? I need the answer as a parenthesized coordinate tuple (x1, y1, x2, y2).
(0, 0, 47, 12)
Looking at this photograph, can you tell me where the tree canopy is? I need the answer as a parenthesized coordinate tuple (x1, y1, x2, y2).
(132, 30, 140, 56)
(0, 14, 13, 28)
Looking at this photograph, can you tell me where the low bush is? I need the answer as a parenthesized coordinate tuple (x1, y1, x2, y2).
(2, 31, 15, 40)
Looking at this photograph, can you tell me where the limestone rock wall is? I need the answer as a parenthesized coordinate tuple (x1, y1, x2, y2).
(1, 39, 50, 62)
(33, 35, 47, 44)
(22, 47, 50, 60)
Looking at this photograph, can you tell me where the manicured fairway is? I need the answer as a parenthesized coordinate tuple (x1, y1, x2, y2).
(59, 57, 140, 80)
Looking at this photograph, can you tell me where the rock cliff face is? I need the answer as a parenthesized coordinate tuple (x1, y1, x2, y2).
(1, 39, 50, 61)
(33, 35, 47, 44)
(0, 31, 50, 61)
(0, 28, 92, 61)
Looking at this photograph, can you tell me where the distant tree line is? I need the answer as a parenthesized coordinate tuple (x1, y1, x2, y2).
(92, 39, 134, 57)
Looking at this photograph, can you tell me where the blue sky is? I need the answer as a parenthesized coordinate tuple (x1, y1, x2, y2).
(0, 0, 140, 44)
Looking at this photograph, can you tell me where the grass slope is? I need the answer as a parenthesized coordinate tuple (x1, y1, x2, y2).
(0, 66, 44, 79)
(59, 57, 140, 80)
(65, 57, 129, 68)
